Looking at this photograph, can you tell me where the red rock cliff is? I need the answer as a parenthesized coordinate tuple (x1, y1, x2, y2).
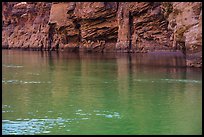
(2, 2, 202, 67)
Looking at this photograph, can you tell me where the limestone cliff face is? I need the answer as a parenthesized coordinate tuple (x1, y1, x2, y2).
(2, 2, 202, 67)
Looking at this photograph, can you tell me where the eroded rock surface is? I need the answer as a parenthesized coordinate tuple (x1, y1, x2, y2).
(2, 2, 202, 67)
(2, 2, 52, 50)
(167, 2, 202, 67)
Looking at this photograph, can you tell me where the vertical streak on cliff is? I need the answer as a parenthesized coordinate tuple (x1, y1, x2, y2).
(116, 2, 119, 13)
(129, 11, 133, 51)
(48, 23, 55, 51)
(126, 9, 131, 52)
(76, 23, 81, 42)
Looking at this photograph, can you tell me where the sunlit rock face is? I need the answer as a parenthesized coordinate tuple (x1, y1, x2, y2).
(2, 2, 202, 67)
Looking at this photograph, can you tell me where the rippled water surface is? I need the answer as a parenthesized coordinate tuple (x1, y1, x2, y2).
(2, 50, 202, 135)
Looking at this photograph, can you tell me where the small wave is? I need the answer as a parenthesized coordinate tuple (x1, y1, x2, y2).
(2, 64, 23, 68)
(96, 113, 106, 116)
(75, 109, 121, 119)
(26, 72, 40, 76)
(81, 118, 89, 120)
(76, 109, 82, 112)
(105, 114, 113, 118)
(133, 78, 201, 84)
(93, 110, 121, 119)
(2, 80, 18, 84)
(2, 80, 52, 84)
(75, 111, 92, 116)
(2, 105, 11, 109)
(2, 110, 14, 113)
(160, 79, 202, 83)
(23, 81, 41, 84)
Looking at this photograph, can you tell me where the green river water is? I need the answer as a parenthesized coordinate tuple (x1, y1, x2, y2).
(2, 50, 202, 135)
